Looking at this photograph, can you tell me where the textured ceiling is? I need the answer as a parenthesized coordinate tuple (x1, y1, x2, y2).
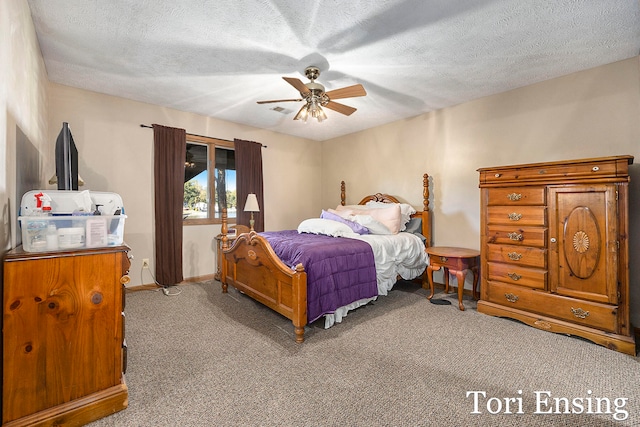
(27, 0, 640, 141)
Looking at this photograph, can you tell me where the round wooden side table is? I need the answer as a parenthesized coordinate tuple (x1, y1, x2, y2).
(425, 246, 481, 311)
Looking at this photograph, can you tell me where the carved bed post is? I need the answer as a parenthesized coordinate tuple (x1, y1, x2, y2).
(221, 208, 228, 293)
(221, 208, 228, 247)
(292, 263, 308, 343)
(423, 173, 429, 212)
(340, 181, 346, 206)
(422, 173, 431, 247)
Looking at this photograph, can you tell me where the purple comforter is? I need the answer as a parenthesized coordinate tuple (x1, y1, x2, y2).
(261, 230, 378, 323)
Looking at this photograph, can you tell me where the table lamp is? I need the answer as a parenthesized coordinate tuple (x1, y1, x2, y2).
(243, 193, 260, 231)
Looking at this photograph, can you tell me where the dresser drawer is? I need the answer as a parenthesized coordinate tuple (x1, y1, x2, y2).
(486, 187, 545, 206)
(486, 225, 547, 247)
(480, 160, 623, 184)
(487, 206, 546, 226)
(487, 262, 546, 290)
(486, 244, 546, 268)
(485, 281, 618, 333)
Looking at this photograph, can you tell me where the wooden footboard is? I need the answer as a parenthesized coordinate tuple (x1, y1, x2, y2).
(220, 225, 308, 343)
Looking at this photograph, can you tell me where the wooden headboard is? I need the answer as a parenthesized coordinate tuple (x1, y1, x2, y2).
(339, 173, 431, 247)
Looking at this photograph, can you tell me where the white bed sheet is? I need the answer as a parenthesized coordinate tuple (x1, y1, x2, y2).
(323, 232, 428, 328)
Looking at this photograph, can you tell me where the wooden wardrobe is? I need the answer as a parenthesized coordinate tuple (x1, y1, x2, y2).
(478, 156, 635, 355)
(2, 245, 130, 426)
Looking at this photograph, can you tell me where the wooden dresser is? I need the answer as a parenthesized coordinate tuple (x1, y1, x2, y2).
(477, 156, 635, 355)
(2, 245, 130, 426)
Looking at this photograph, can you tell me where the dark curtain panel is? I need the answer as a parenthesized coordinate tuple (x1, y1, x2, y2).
(153, 124, 186, 286)
(234, 139, 264, 232)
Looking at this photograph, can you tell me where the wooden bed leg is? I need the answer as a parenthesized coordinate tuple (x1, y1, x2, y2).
(294, 326, 305, 343)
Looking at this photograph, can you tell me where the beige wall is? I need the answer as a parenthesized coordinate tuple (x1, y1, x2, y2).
(47, 84, 322, 284)
(1, 0, 49, 253)
(322, 57, 640, 326)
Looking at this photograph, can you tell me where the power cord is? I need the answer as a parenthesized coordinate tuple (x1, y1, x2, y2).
(140, 262, 182, 296)
(141, 262, 160, 288)
(161, 286, 182, 296)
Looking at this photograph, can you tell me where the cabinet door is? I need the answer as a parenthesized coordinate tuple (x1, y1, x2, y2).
(548, 185, 618, 304)
(3, 251, 124, 422)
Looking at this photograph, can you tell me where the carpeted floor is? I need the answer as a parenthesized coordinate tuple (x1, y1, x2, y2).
(89, 280, 639, 426)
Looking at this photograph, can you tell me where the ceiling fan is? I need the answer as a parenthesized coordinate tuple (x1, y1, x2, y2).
(257, 66, 367, 122)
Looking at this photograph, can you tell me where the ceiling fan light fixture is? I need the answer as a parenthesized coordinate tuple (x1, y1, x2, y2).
(312, 105, 327, 122)
(293, 100, 327, 123)
(185, 150, 196, 168)
(294, 105, 309, 121)
(260, 66, 365, 123)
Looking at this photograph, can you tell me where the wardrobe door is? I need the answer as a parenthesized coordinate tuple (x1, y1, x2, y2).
(548, 184, 618, 304)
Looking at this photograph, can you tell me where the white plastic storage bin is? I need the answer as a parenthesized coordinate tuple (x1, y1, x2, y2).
(19, 215, 126, 252)
(19, 189, 126, 252)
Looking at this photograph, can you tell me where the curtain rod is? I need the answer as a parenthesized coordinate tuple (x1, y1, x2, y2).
(139, 124, 267, 148)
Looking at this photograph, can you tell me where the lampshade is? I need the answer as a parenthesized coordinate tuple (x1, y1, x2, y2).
(243, 193, 260, 212)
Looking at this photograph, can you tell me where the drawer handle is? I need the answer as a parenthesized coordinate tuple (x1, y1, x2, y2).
(507, 252, 522, 261)
(505, 293, 519, 303)
(506, 193, 522, 201)
(494, 173, 501, 178)
(571, 307, 590, 319)
(440, 256, 448, 262)
(508, 212, 522, 221)
(507, 272, 522, 281)
(592, 166, 599, 172)
(507, 232, 523, 241)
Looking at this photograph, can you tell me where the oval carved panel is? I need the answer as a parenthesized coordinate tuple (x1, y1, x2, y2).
(562, 207, 600, 279)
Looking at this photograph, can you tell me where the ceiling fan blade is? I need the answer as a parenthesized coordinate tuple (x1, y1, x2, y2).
(283, 77, 311, 95)
(324, 101, 357, 116)
(325, 84, 366, 100)
(257, 98, 303, 104)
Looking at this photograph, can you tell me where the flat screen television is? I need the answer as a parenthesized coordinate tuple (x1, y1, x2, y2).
(55, 122, 78, 190)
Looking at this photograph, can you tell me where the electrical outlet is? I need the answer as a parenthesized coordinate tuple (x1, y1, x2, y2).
(142, 258, 149, 269)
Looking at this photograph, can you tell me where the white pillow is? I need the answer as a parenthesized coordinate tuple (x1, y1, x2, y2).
(335, 204, 402, 234)
(365, 201, 416, 231)
(350, 214, 393, 235)
(297, 218, 356, 237)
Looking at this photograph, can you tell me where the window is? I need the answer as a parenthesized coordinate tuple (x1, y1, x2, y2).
(183, 135, 236, 225)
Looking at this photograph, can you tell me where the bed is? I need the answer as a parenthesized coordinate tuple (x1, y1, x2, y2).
(220, 174, 431, 343)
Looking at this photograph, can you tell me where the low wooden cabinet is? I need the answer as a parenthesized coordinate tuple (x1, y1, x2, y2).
(2, 245, 130, 426)
(477, 156, 635, 355)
